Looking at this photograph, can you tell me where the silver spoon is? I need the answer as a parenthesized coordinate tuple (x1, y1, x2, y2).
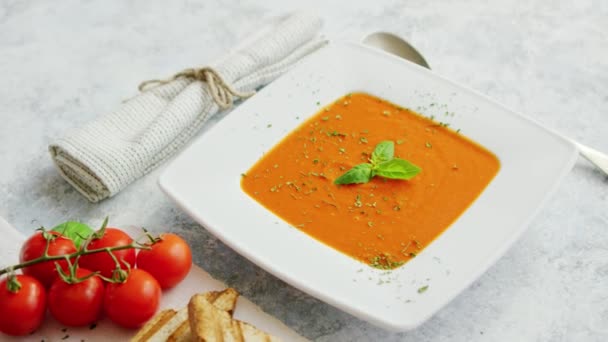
(362, 31, 608, 176)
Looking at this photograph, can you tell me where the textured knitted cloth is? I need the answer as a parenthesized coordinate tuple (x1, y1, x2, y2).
(49, 13, 326, 202)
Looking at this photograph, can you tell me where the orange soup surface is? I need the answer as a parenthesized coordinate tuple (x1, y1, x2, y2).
(241, 93, 500, 269)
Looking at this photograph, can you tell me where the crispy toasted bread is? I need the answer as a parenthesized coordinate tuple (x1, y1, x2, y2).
(130, 309, 177, 342)
(206, 288, 239, 316)
(188, 293, 280, 341)
(132, 288, 241, 342)
(235, 320, 280, 342)
(168, 289, 240, 341)
(141, 307, 189, 342)
(168, 319, 192, 342)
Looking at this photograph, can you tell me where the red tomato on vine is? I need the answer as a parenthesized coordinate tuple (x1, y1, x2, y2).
(0, 275, 47, 336)
(80, 228, 136, 278)
(103, 269, 161, 328)
(48, 268, 104, 327)
(137, 233, 192, 289)
(19, 231, 77, 287)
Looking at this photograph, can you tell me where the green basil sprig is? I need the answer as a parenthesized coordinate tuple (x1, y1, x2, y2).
(334, 141, 421, 185)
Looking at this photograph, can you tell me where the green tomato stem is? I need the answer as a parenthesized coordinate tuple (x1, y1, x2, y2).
(0, 241, 149, 277)
(6, 271, 21, 293)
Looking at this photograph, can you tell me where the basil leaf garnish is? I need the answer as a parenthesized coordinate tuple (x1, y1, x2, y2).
(371, 141, 394, 164)
(334, 140, 421, 185)
(334, 163, 372, 185)
(374, 158, 421, 180)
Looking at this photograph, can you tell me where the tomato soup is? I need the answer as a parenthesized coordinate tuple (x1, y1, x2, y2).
(241, 93, 500, 269)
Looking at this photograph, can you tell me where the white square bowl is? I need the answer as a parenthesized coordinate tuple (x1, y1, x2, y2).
(159, 42, 577, 331)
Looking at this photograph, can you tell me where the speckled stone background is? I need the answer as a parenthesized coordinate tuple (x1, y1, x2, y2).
(1, 0, 607, 341)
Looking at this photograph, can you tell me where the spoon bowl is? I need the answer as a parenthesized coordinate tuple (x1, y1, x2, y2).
(362, 32, 430, 69)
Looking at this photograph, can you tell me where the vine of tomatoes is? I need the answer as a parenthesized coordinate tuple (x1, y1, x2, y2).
(0, 218, 192, 336)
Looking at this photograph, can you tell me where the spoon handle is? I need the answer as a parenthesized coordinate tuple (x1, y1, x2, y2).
(569, 139, 608, 175)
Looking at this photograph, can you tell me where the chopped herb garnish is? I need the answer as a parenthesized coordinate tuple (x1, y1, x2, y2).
(425, 141, 432, 148)
(418, 285, 429, 293)
(354, 194, 362, 208)
(360, 137, 368, 144)
(321, 116, 329, 121)
(338, 147, 346, 154)
(267, 124, 272, 128)
(369, 254, 405, 269)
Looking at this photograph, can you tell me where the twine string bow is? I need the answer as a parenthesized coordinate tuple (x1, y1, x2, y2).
(138, 67, 255, 110)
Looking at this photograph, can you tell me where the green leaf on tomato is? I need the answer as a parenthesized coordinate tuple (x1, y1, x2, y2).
(52, 221, 93, 249)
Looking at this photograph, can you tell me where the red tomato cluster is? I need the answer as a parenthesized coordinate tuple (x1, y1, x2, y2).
(0, 227, 192, 337)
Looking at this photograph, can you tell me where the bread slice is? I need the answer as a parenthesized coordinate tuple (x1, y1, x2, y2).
(168, 319, 192, 342)
(236, 320, 280, 342)
(188, 293, 280, 341)
(132, 288, 241, 342)
(168, 289, 240, 341)
(206, 288, 239, 316)
(130, 309, 177, 342)
(141, 307, 189, 342)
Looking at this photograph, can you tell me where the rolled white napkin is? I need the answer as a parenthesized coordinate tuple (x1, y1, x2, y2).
(50, 13, 326, 202)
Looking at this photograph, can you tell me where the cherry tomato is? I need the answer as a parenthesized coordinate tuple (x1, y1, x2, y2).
(137, 233, 192, 289)
(103, 269, 160, 328)
(48, 268, 104, 327)
(80, 228, 136, 278)
(0, 275, 46, 336)
(20, 231, 77, 287)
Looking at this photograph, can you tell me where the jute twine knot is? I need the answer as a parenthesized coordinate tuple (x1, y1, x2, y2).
(138, 67, 255, 110)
